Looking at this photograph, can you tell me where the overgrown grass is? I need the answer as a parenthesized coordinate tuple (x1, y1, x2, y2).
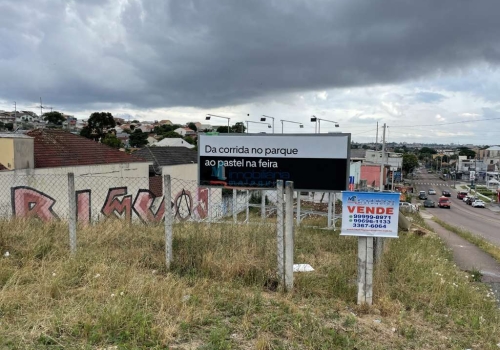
(0, 218, 499, 349)
(433, 217, 500, 263)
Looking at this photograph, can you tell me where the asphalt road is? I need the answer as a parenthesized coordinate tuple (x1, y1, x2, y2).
(412, 170, 500, 246)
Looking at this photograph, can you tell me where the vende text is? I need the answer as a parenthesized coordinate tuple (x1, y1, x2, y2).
(347, 206, 394, 215)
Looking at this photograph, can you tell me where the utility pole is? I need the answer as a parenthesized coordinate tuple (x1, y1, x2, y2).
(378, 123, 386, 191)
(375, 121, 379, 151)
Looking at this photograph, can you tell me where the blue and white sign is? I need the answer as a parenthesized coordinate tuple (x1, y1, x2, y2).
(340, 191, 400, 238)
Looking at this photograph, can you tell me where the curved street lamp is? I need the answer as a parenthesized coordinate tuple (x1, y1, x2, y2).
(310, 116, 339, 133)
(280, 119, 303, 134)
(206, 114, 230, 133)
(245, 120, 272, 133)
(260, 115, 275, 134)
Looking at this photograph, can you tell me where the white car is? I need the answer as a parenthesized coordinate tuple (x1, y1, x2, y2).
(428, 188, 436, 195)
(471, 200, 485, 208)
(399, 202, 418, 212)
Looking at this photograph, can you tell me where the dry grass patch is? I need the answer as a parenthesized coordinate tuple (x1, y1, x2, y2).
(0, 218, 499, 349)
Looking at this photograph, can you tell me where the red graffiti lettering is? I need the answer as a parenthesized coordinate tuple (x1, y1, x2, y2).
(195, 188, 209, 219)
(101, 187, 132, 220)
(133, 190, 165, 223)
(11, 187, 58, 221)
(76, 190, 91, 225)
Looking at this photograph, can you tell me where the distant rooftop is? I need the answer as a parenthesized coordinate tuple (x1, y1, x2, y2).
(26, 129, 148, 168)
(0, 133, 33, 139)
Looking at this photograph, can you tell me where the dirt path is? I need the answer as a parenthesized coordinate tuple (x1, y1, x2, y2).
(423, 216, 500, 302)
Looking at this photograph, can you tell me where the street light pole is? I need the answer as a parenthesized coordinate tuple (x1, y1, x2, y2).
(206, 114, 231, 133)
(280, 120, 303, 134)
(245, 120, 272, 133)
(310, 116, 339, 133)
(261, 115, 275, 134)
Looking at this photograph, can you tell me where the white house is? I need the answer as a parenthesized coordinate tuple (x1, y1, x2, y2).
(155, 138, 195, 149)
(174, 127, 196, 137)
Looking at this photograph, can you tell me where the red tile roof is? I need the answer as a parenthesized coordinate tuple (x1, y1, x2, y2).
(26, 129, 148, 168)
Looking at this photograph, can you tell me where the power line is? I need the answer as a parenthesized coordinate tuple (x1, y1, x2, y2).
(391, 116, 500, 129)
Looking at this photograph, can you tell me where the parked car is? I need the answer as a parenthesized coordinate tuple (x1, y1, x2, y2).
(457, 191, 468, 199)
(428, 188, 436, 195)
(399, 202, 418, 212)
(471, 200, 485, 208)
(423, 199, 436, 208)
(442, 190, 451, 197)
(438, 197, 451, 208)
(418, 191, 427, 200)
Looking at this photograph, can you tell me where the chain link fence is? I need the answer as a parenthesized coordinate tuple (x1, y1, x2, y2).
(0, 172, 342, 290)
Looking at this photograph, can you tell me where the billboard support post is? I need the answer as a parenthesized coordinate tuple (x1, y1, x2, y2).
(233, 189, 237, 223)
(261, 190, 266, 221)
(284, 181, 294, 291)
(296, 190, 301, 225)
(327, 192, 333, 228)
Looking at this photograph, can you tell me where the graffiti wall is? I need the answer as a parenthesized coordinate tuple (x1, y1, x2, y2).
(0, 172, 224, 223)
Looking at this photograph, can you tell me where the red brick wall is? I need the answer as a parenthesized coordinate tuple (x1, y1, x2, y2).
(149, 176, 163, 197)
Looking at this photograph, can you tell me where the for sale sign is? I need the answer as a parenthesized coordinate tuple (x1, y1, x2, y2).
(198, 133, 350, 191)
(340, 191, 400, 238)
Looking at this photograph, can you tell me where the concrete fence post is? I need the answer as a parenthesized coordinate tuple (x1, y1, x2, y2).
(276, 180, 284, 283)
(67, 172, 77, 255)
(164, 175, 173, 269)
(357, 237, 373, 305)
(284, 181, 295, 291)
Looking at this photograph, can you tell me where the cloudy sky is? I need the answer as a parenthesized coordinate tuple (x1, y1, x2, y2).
(1, 0, 500, 145)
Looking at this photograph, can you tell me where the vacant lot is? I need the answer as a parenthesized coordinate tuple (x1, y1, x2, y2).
(0, 218, 499, 349)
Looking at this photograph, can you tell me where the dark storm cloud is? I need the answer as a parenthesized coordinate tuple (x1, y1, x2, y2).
(1, 0, 500, 110)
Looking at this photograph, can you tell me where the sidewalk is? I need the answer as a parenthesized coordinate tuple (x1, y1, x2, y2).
(422, 215, 500, 301)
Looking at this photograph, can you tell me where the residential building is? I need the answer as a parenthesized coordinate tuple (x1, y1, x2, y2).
(134, 146, 198, 196)
(0, 133, 34, 170)
(154, 138, 195, 149)
(174, 127, 196, 137)
(484, 146, 500, 172)
(365, 150, 403, 170)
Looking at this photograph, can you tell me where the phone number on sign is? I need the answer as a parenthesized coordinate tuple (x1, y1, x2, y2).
(353, 219, 391, 224)
(352, 214, 392, 220)
(352, 223, 387, 229)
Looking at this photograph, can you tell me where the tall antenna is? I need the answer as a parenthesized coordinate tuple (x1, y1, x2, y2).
(30, 97, 53, 117)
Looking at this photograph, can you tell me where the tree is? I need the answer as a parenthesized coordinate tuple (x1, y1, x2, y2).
(101, 134, 122, 149)
(129, 129, 148, 148)
(43, 111, 65, 126)
(458, 147, 476, 158)
(5, 123, 13, 131)
(216, 126, 230, 133)
(231, 122, 246, 133)
(187, 122, 198, 132)
(402, 153, 419, 174)
(161, 131, 183, 139)
(184, 136, 196, 145)
(419, 147, 437, 154)
(80, 112, 116, 142)
(131, 120, 140, 123)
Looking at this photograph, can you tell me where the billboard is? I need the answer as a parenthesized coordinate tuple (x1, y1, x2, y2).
(340, 191, 400, 238)
(198, 133, 350, 191)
